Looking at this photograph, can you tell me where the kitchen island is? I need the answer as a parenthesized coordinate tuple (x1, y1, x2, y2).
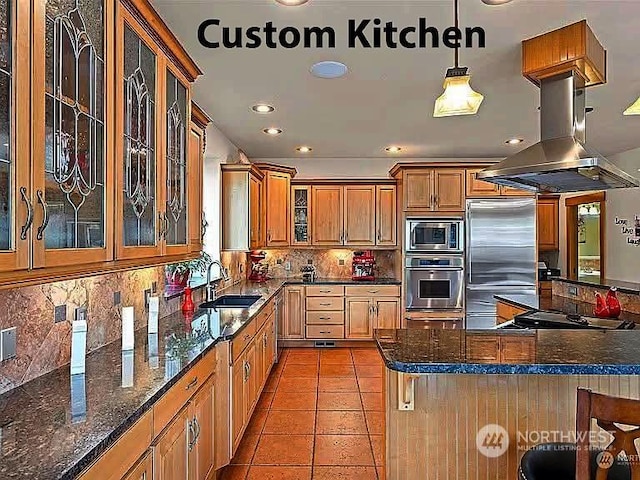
(376, 328, 640, 480)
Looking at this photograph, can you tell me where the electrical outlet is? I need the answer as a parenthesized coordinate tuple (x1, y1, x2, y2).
(276, 258, 283, 265)
(151, 281, 157, 294)
(284, 261, 291, 271)
(54, 305, 67, 323)
(338, 259, 345, 266)
(113, 291, 121, 306)
(75, 307, 87, 322)
(307, 259, 313, 265)
(144, 289, 152, 310)
(1, 327, 16, 361)
(568, 286, 578, 296)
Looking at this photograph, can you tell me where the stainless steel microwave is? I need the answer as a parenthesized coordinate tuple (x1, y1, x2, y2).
(405, 218, 464, 253)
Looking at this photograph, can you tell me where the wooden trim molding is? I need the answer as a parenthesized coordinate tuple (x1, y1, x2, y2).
(120, 0, 203, 81)
(292, 178, 397, 186)
(221, 163, 265, 180)
(252, 163, 298, 178)
(388, 161, 501, 178)
(565, 191, 606, 206)
(565, 192, 607, 281)
(191, 102, 212, 129)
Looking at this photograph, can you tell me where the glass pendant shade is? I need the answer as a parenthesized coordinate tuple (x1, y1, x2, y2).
(434, 73, 484, 117)
(623, 96, 640, 115)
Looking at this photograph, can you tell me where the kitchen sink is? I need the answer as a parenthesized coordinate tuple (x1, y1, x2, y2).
(199, 295, 261, 309)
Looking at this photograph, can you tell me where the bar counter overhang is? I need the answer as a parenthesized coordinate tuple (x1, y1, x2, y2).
(376, 328, 640, 480)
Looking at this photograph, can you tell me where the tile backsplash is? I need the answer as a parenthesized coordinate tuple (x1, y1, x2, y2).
(553, 280, 640, 314)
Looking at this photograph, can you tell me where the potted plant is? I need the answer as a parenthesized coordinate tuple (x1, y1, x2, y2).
(165, 251, 213, 289)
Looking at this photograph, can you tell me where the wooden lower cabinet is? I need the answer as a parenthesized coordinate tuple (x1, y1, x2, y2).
(123, 453, 152, 480)
(153, 409, 189, 480)
(374, 298, 400, 329)
(231, 355, 246, 450)
(345, 298, 374, 339)
(283, 286, 305, 339)
(466, 334, 536, 363)
(189, 378, 215, 480)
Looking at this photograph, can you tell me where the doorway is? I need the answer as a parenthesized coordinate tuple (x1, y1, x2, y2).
(565, 192, 606, 282)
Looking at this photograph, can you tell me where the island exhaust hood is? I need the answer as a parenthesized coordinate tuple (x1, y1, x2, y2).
(478, 21, 640, 193)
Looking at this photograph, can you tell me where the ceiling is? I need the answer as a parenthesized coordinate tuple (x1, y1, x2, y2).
(152, 0, 640, 159)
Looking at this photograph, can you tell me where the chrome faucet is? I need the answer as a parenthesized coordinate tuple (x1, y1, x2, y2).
(206, 259, 230, 302)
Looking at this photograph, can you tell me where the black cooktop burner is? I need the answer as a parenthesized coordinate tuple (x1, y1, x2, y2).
(513, 311, 636, 330)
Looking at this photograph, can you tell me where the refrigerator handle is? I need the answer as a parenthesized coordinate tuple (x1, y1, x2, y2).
(465, 204, 472, 284)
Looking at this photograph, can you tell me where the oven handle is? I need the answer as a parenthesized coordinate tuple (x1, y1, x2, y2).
(406, 267, 463, 272)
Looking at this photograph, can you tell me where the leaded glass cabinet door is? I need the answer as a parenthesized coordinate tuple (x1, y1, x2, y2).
(32, 0, 114, 268)
(115, 7, 162, 260)
(0, 0, 30, 273)
(163, 65, 190, 255)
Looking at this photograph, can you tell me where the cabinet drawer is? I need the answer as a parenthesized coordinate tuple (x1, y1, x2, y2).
(153, 348, 216, 435)
(306, 325, 345, 339)
(306, 285, 345, 297)
(79, 410, 153, 480)
(345, 285, 400, 297)
(231, 320, 258, 362)
(306, 297, 344, 311)
(465, 336, 500, 363)
(306, 311, 345, 325)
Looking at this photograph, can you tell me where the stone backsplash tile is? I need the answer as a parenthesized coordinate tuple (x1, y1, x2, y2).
(553, 280, 640, 314)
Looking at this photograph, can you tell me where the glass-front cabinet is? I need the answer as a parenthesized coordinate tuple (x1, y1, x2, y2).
(32, 0, 114, 268)
(292, 185, 311, 246)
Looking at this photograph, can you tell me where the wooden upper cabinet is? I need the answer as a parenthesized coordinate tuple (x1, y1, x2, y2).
(188, 103, 211, 254)
(376, 185, 397, 246)
(259, 166, 295, 247)
(31, 0, 116, 268)
(344, 186, 376, 246)
(501, 185, 534, 197)
(537, 195, 560, 251)
(221, 164, 264, 251)
(291, 185, 311, 246)
(249, 174, 263, 250)
(404, 170, 434, 211)
(434, 169, 465, 211)
(312, 186, 343, 245)
(283, 286, 305, 339)
(153, 408, 189, 480)
(466, 169, 501, 197)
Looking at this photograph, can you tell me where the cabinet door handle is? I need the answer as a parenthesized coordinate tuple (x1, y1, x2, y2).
(377, 231, 381, 243)
(244, 333, 252, 341)
(158, 212, 165, 239)
(36, 190, 49, 241)
(201, 212, 208, 241)
(267, 231, 271, 242)
(185, 376, 199, 390)
(435, 195, 439, 207)
(344, 231, 348, 243)
(263, 333, 267, 346)
(19, 187, 33, 240)
(188, 419, 196, 451)
(194, 416, 201, 443)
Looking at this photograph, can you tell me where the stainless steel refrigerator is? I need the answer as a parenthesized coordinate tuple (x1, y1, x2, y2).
(465, 198, 537, 329)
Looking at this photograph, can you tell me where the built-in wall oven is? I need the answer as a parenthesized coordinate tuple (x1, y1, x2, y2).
(406, 218, 464, 253)
(405, 255, 464, 310)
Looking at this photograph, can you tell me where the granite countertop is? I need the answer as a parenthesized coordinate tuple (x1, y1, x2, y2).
(495, 293, 640, 324)
(0, 279, 287, 480)
(376, 328, 640, 375)
(554, 277, 640, 295)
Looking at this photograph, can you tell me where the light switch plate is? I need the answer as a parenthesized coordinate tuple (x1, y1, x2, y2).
(144, 289, 152, 310)
(54, 305, 67, 323)
(151, 281, 157, 294)
(1, 327, 16, 361)
(75, 307, 87, 322)
(568, 286, 578, 296)
(338, 259, 345, 266)
(113, 291, 121, 306)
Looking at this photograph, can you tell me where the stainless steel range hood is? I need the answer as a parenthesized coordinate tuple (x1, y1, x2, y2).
(478, 71, 639, 193)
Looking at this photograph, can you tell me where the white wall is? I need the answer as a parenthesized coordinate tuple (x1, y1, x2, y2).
(202, 124, 240, 260)
(605, 148, 640, 283)
(252, 157, 502, 179)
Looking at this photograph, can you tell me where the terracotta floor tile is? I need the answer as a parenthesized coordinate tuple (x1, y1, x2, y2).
(277, 376, 319, 392)
(357, 377, 383, 393)
(365, 411, 384, 435)
(360, 392, 384, 411)
(312, 466, 378, 480)
(313, 435, 375, 466)
(263, 373, 281, 392)
(247, 466, 312, 480)
(245, 408, 268, 435)
(253, 434, 314, 465)
(317, 392, 362, 411)
(271, 391, 317, 410)
(319, 363, 356, 378)
(282, 363, 319, 378)
(355, 364, 383, 378)
(318, 377, 359, 392)
(350, 349, 381, 365)
(286, 350, 320, 365)
(263, 410, 316, 435)
(376, 466, 386, 480)
(231, 434, 260, 464)
(319, 348, 353, 364)
(219, 465, 249, 480)
(316, 410, 367, 435)
(370, 435, 385, 466)
(256, 391, 275, 410)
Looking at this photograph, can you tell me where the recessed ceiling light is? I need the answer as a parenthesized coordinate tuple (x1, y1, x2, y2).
(310, 61, 348, 79)
(252, 104, 275, 114)
(505, 138, 524, 145)
(296, 146, 312, 153)
(275, 0, 309, 5)
(385, 146, 402, 153)
(263, 128, 283, 136)
(481, 0, 513, 4)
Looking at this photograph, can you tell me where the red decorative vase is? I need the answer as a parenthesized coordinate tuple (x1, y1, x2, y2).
(594, 292, 610, 318)
(606, 287, 621, 318)
(182, 286, 195, 315)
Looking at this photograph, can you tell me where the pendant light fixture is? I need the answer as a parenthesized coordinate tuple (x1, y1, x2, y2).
(433, 0, 484, 117)
(623, 96, 640, 115)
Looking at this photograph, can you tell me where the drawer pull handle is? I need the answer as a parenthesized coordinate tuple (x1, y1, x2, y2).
(185, 377, 199, 390)
(368, 290, 379, 294)
(320, 330, 330, 334)
(319, 317, 330, 320)
(320, 303, 332, 306)
(319, 290, 332, 293)
(244, 334, 252, 341)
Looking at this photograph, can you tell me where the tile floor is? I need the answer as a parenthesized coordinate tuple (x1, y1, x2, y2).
(219, 347, 386, 480)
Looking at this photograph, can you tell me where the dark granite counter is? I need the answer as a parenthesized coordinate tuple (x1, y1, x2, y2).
(495, 293, 640, 324)
(376, 328, 640, 375)
(555, 277, 640, 295)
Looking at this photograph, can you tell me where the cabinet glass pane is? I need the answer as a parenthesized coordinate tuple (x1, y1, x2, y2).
(123, 24, 156, 247)
(0, 0, 11, 251)
(294, 189, 308, 243)
(44, 0, 105, 249)
(165, 70, 187, 246)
